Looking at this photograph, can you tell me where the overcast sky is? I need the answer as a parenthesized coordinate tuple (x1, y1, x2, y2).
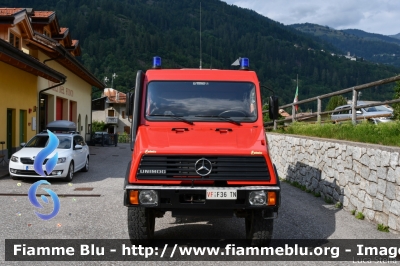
(221, 0, 400, 36)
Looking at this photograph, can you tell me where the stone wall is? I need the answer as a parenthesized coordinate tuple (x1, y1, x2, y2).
(267, 133, 400, 234)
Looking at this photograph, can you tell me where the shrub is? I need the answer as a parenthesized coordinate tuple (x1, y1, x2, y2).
(91, 120, 107, 133)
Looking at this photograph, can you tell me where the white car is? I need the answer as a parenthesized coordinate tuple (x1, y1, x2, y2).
(9, 121, 89, 181)
(331, 104, 394, 124)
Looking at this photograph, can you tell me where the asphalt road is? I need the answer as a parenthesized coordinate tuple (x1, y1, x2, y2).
(0, 143, 398, 266)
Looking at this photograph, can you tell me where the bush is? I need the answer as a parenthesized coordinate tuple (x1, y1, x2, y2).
(118, 132, 130, 143)
(91, 120, 107, 133)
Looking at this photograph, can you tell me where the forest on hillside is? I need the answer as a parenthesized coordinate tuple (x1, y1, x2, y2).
(291, 23, 400, 69)
(3, 0, 400, 110)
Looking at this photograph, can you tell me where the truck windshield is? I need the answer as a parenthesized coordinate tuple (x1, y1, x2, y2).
(146, 81, 257, 123)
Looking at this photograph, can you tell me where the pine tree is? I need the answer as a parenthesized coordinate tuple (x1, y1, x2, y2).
(392, 81, 400, 120)
(325, 95, 348, 111)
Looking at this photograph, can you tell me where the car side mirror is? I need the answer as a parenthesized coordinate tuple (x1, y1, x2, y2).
(126, 92, 134, 116)
(20, 143, 26, 147)
(74, 144, 83, 150)
(268, 96, 279, 120)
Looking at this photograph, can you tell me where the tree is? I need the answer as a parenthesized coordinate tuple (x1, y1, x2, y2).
(91, 120, 107, 133)
(392, 81, 400, 120)
(325, 95, 348, 111)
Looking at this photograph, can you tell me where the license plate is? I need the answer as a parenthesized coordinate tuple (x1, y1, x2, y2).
(25, 165, 34, 170)
(206, 189, 237, 200)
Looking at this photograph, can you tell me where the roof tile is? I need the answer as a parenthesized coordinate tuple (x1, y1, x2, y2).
(0, 8, 23, 16)
(32, 11, 54, 18)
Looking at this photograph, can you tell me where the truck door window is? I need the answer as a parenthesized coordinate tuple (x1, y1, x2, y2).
(145, 81, 257, 122)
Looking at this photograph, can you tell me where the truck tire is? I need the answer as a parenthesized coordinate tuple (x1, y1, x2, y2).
(245, 210, 273, 246)
(128, 207, 155, 244)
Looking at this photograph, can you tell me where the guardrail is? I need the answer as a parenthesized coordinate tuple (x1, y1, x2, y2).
(264, 74, 400, 128)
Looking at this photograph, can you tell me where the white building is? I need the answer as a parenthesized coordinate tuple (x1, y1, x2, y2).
(92, 88, 131, 134)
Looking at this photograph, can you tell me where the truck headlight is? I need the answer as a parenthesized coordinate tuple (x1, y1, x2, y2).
(11, 156, 19, 162)
(249, 191, 266, 205)
(57, 157, 66, 164)
(139, 190, 158, 206)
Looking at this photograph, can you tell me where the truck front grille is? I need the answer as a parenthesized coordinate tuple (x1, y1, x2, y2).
(137, 155, 270, 181)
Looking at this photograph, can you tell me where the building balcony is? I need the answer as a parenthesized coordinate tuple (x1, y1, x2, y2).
(106, 116, 118, 124)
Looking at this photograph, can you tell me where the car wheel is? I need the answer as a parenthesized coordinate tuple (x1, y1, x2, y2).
(81, 157, 89, 172)
(64, 162, 74, 182)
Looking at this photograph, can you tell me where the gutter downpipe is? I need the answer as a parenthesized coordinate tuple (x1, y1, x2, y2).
(37, 78, 66, 134)
(38, 50, 66, 133)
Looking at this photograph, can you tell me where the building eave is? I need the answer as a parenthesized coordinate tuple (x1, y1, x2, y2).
(54, 45, 105, 89)
(0, 38, 65, 83)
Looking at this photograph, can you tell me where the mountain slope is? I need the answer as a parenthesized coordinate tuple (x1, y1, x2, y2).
(291, 23, 400, 68)
(342, 29, 400, 46)
(3, 0, 399, 107)
(389, 33, 400, 40)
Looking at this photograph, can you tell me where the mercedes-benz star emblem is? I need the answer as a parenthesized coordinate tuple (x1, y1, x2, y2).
(195, 158, 212, 176)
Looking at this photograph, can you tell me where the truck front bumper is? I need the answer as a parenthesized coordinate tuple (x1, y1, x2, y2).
(124, 185, 280, 216)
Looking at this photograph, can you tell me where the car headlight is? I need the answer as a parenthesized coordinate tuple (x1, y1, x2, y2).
(57, 157, 67, 164)
(11, 156, 19, 162)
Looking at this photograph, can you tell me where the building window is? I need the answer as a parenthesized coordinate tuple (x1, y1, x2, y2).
(9, 32, 21, 49)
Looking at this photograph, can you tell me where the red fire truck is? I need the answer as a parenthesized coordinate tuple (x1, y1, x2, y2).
(124, 57, 280, 246)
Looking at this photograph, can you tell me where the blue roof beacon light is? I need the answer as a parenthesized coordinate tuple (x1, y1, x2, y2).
(240, 57, 249, 70)
(152, 56, 161, 69)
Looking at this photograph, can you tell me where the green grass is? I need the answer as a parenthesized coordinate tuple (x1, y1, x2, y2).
(335, 202, 343, 208)
(324, 196, 334, 204)
(351, 210, 356, 215)
(313, 192, 321, 197)
(355, 212, 365, 220)
(377, 223, 390, 232)
(275, 121, 400, 147)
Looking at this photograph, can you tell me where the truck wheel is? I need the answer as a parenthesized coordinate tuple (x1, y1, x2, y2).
(245, 210, 273, 246)
(128, 207, 155, 244)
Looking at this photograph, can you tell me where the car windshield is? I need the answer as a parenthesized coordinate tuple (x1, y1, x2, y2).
(145, 81, 257, 122)
(364, 105, 392, 112)
(25, 135, 71, 149)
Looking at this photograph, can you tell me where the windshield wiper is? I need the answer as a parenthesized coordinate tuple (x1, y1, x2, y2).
(148, 114, 194, 125)
(195, 115, 241, 126)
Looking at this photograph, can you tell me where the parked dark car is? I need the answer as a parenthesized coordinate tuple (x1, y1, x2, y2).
(93, 132, 111, 145)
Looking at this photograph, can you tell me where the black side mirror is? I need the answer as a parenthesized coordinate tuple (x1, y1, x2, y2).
(126, 92, 134, 116)
(269, 96, 279, 120)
